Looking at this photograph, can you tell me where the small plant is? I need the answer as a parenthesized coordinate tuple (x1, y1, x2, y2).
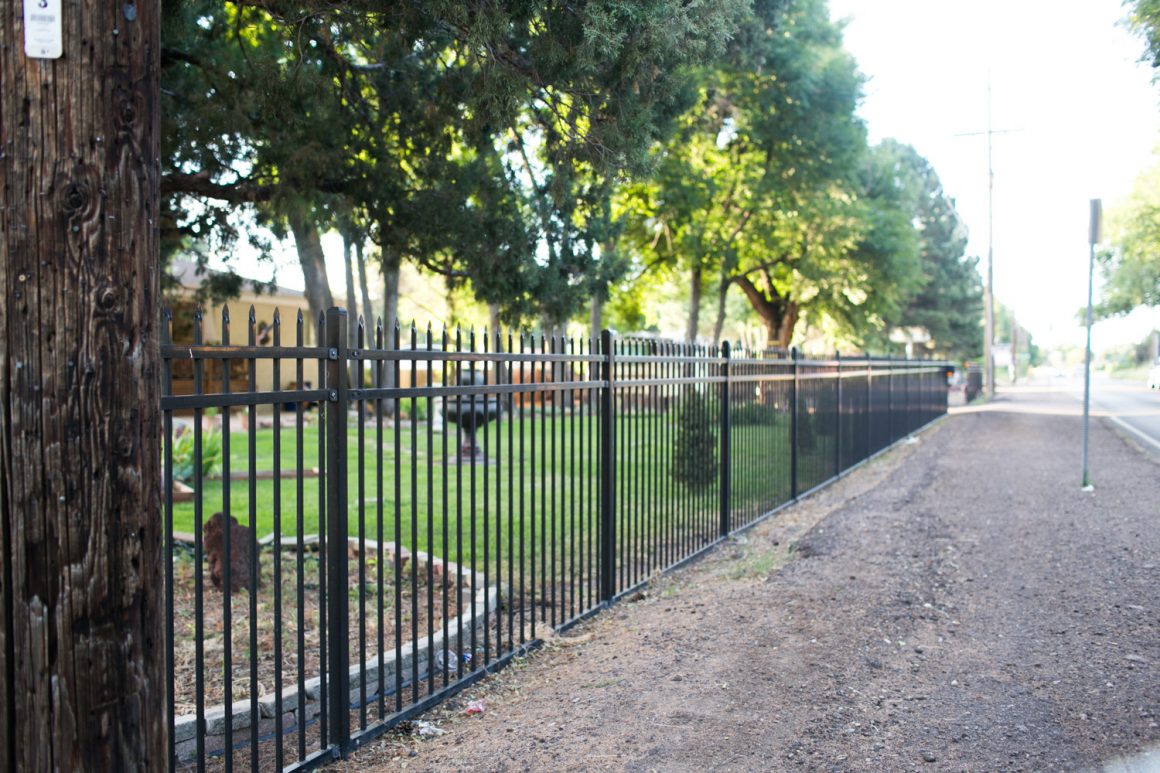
(171, 427, 223, 483)
(403, 398, 429, 422)
(728, 546, 786, 580)
(671, 390, 718, 491)
(796, 407, 817, 452)
(731, 401, 778, 426)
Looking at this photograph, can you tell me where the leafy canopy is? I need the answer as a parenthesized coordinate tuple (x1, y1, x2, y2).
(1095, 147, 1160, 317)
(162, 0, 746, 324)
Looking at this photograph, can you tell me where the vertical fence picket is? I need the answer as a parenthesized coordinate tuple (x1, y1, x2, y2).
(294, 310, 308, 762)
(439, 326, 450, 689)
(599, 330, 616, 603)
(720, 341, 732, 537)
(790, 347, 799, 500)
(246, 307, 260, 771)
(392, 320, 403, 713)
(220, 305, 233, 773)
(355, 318, 367, 729)
(271, 310, 285, 772)
(426, 324, 437, 696)
(161, 310, 175, 770)
(483, 328, 492, 666)
(375, 316, 387, 723)
(193, 308, 206, 772)
(835, 351, 842, 477)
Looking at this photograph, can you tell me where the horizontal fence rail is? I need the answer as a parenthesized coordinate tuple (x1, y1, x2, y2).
(161, 306, 949, 771)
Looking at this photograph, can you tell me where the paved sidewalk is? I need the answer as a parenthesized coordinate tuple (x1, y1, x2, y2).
(345, 387, 1160, 773)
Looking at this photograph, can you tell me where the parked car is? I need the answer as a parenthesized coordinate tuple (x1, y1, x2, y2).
(1148, 365, 1160, 389)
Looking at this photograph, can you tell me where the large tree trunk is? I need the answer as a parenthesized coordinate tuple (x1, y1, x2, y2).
(380, 248, 400, 416)
(734, 274, 797, 350)
(774, 302, 798, 349)
(342, 233, 358, 330)
(711, 274, 731, 346)
(356, 242, 374, 336)
(446, 276, 459, 330)
(341, 233, 359, 385)
(1, 4, 166, 771)
(686, 264, 703, 344)
(288, 207, 334, 327)
(381, 247, 400, 342)
(590, 293, 604, 348)
(488, 303, 503, 350)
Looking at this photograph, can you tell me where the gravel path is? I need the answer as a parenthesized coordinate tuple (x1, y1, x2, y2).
(343, 386, 1160, 773)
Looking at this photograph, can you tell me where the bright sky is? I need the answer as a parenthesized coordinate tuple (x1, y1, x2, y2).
(828, 0, 1160, 351)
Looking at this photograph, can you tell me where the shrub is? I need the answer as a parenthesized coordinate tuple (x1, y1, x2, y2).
(731, 401, 778, 426)
(672, 390, 718, 491)
(171, 427, 223, 483)
(403, 397, 429, 422)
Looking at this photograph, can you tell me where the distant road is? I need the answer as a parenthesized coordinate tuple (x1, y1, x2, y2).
(1081, 376, 1160, 457)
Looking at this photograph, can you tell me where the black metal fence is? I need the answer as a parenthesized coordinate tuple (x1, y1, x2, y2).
(161, 306, 948, 772)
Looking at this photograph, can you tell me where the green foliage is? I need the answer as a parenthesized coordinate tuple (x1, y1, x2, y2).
(882, 140, 983, 359)
(1128, 0, 1160, 72)
(672, 390, 718, 491)
(161, 0, 748, 326)
(1094, 149, 1160, 318)
(160, 0, 970, 353)
(621, 0, 899, 346)
(402, 399, 429, 423)
(171, 428, 223, 484)
(731, 402, 779, 427)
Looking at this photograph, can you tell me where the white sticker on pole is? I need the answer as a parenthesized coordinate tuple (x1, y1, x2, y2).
(24, 0, 63, 59)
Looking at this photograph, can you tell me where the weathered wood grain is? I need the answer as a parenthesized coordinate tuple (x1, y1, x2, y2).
(0, 2, 165, 770)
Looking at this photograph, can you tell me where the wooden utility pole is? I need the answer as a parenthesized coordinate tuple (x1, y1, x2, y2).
(956, 75, 1019, 399)
(1, 3, 165, 771)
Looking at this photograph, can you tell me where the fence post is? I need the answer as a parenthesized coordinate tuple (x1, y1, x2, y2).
(324, 307, 351, 753)
(904, 355, 911, 434)
(790, 346, 799, 500)
(834, 351, 842, 477)
(599, 329, 617, 603)
(719, 341, 732, 537)
(888, 356, 895, 443)
(865, 354, 872, 457)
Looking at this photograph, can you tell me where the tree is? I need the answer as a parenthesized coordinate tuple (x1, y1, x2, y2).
(1094, 150, 1160, 317)
(2, 5, 165, 771)
(161, 0, 747, 329)
(882, 140, 983, 358)
(162, 0, 352, 321)
(622, 0, 878, 347)
(1127, 0, 1160, 72)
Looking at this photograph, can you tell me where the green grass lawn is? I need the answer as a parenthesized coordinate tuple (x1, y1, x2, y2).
(167, 406, 829, 574)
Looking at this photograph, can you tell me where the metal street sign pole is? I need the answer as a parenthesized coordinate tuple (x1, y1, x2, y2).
(1082, 198, 1101, 489)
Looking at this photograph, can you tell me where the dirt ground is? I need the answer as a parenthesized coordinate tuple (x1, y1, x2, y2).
(339, 386, 1160, 773)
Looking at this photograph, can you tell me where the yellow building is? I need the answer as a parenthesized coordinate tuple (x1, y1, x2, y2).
(165, 260, 322, 400)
